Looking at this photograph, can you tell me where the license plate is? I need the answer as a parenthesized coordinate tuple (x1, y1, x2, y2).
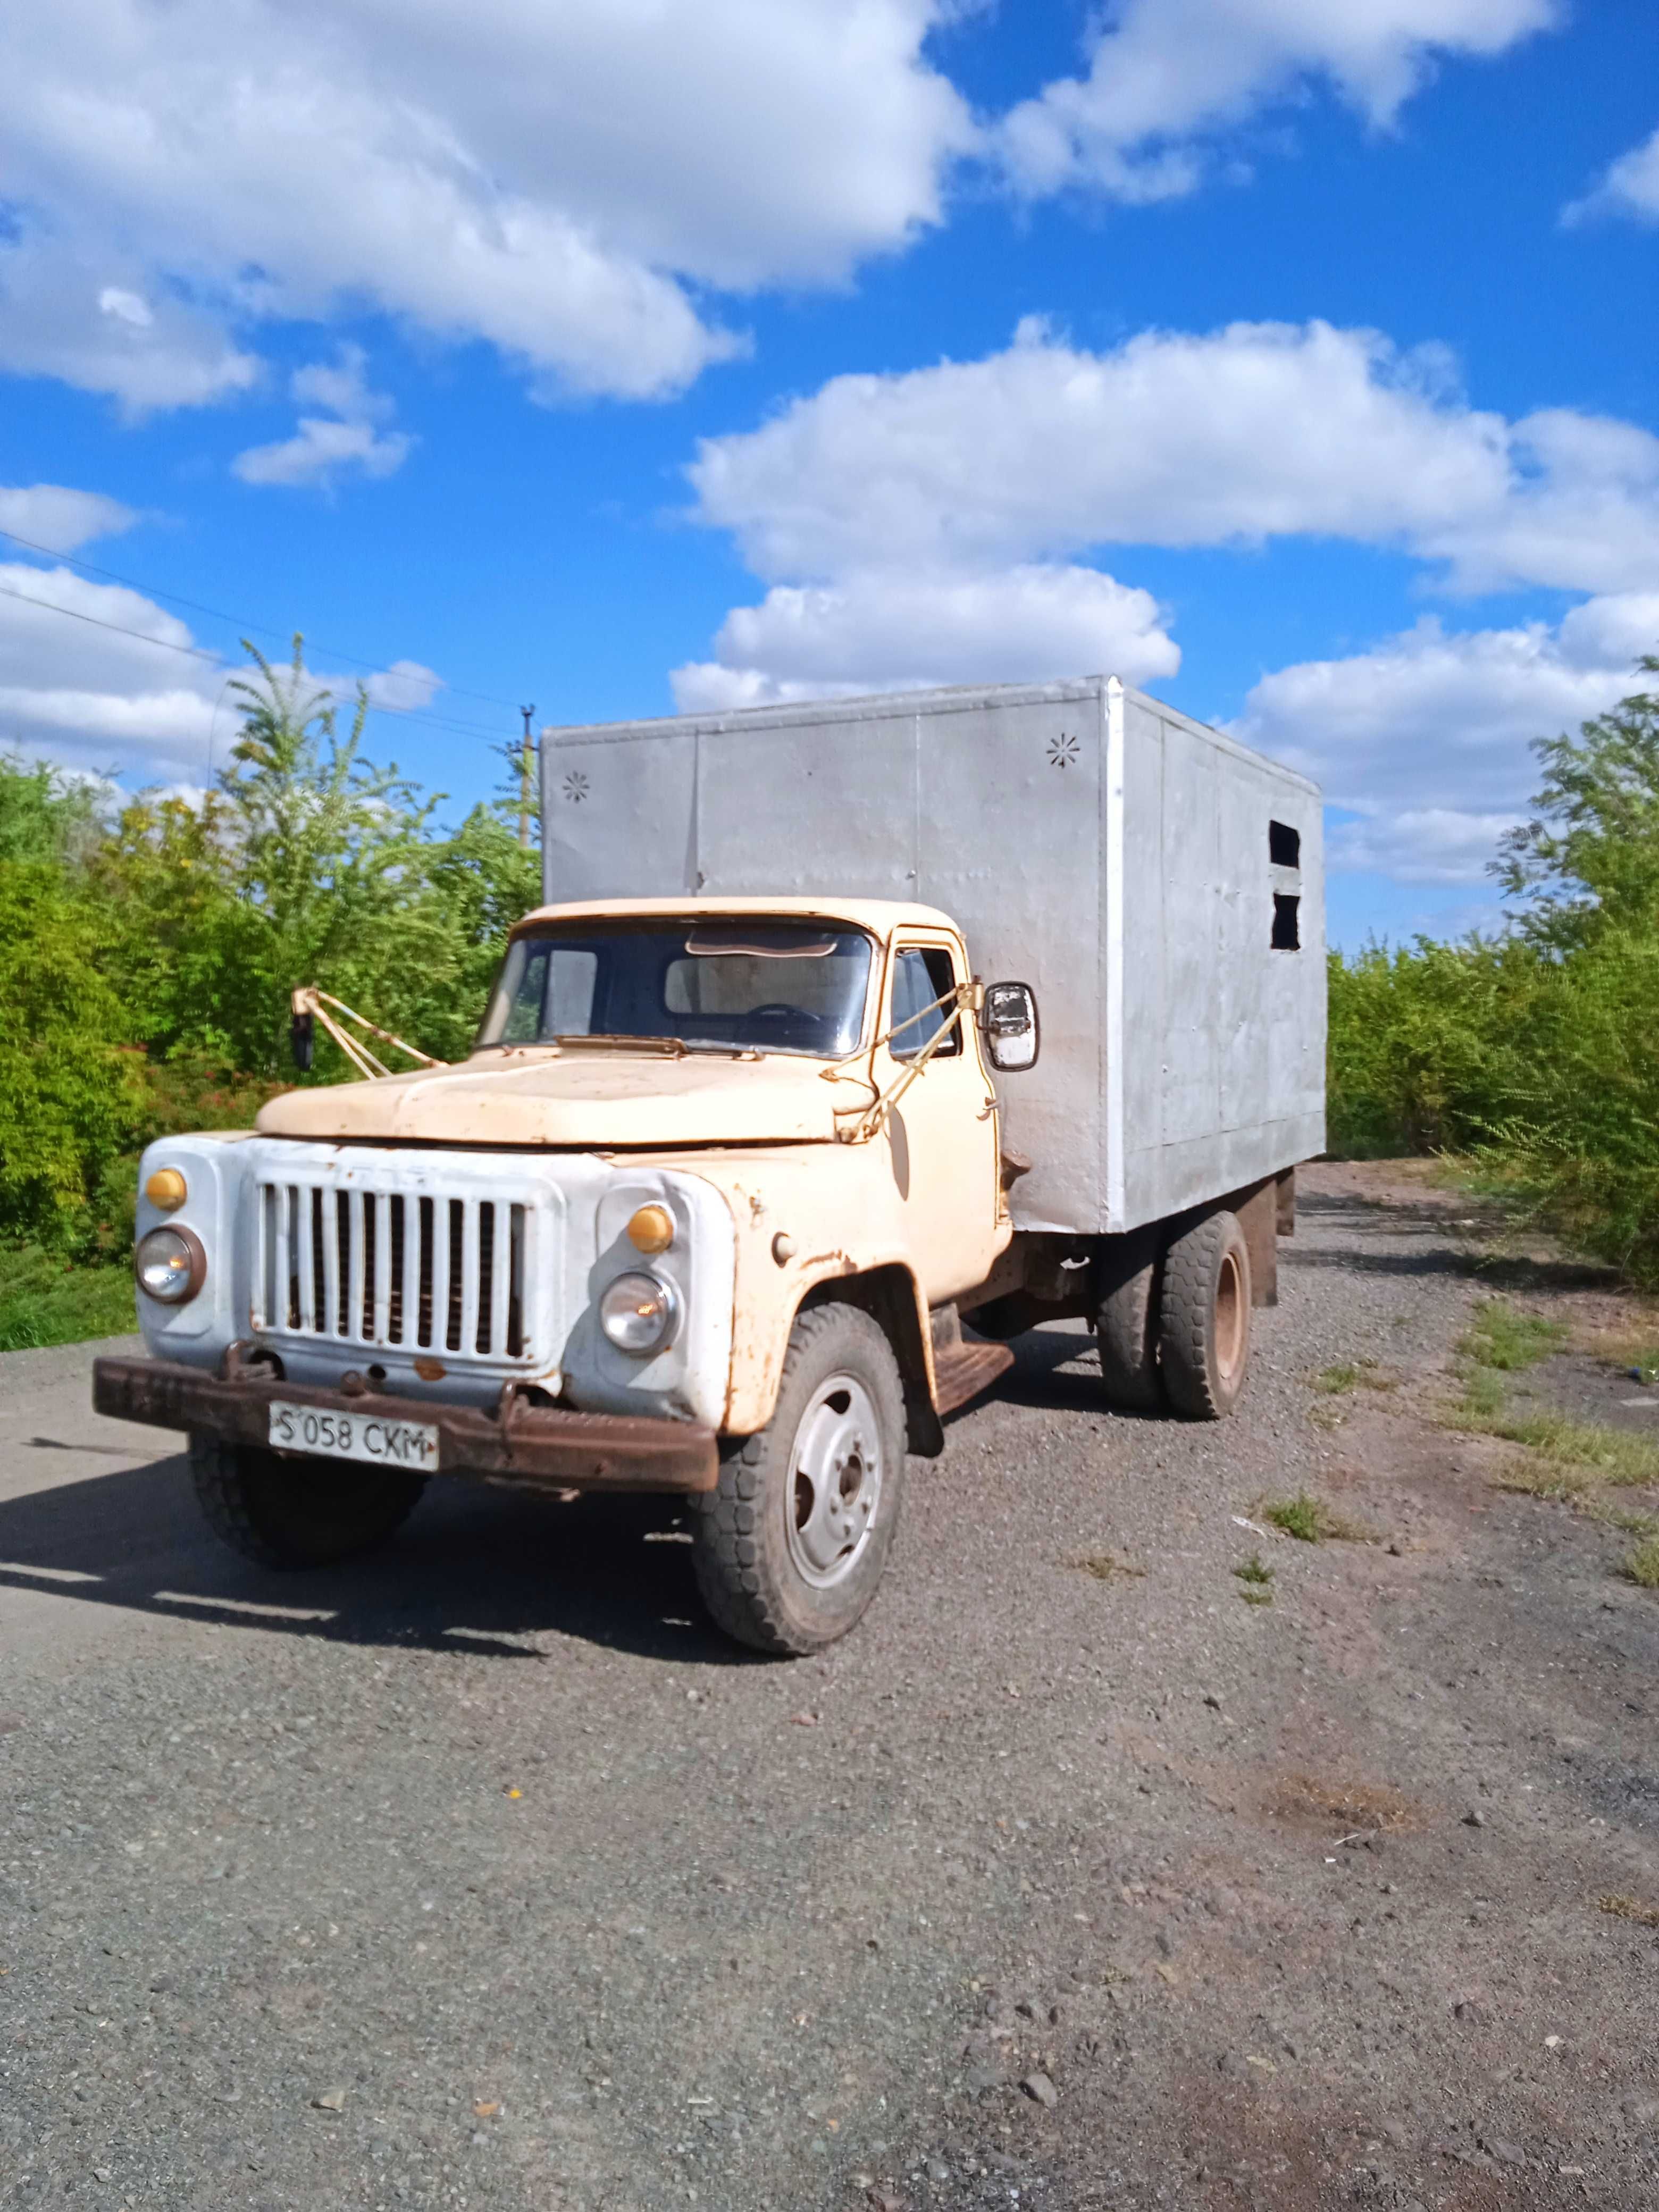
(267, 1399, 439, 1472)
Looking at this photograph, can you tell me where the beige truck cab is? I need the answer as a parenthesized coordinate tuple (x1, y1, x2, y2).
(97, 675, 1325, 1654)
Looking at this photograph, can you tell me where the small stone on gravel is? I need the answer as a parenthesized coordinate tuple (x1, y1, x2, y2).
(311, 2088, 346, 2113)
(1021, 2072, 1057, 2108)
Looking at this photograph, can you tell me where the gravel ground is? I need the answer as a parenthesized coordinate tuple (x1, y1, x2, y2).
(3, 1163, 1658, 2211)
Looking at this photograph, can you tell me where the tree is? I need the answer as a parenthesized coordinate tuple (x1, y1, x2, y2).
(1495, 654, 1659, 948)
(0, 861, 139, 1249)
(211, 636, 442, 1071)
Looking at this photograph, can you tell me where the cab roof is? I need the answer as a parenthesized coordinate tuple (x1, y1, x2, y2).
(510, 894, 961, 940)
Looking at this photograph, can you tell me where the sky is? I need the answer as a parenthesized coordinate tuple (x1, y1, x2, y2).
(1, 0, 1655, 949)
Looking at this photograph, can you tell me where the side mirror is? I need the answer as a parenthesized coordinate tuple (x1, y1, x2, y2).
(290, 1009, 314, 1073)
(982, 980, 1039, 1071)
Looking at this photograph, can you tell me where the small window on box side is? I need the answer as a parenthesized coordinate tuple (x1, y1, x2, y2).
(1272, 893, 1301, 951)
(1269, 819, 1301, 869)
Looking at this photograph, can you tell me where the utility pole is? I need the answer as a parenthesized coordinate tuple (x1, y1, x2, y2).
(517, 704, 536, 848)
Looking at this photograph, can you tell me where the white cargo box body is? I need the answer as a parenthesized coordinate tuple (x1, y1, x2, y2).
(541, 677, 1325, 1239)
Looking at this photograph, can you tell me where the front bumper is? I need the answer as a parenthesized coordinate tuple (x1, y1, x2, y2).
(92, 1355, 719, 1494)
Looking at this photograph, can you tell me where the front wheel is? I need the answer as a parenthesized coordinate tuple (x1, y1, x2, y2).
(690, 1302, 907, 1655)
(190, 1435, 427, 1568)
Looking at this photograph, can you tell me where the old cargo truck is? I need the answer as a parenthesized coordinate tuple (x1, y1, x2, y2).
(95, 676, 1325, 1654)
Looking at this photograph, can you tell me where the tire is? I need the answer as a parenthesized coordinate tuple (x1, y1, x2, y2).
(690, 1302, 907, 1655)
(1157, 1209, 1252, 1420)
(189, 1434, 427, 1569)
(1095, 1235, 1164, 1411)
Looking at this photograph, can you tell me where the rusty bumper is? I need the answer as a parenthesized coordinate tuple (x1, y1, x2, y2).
(91, 1356, 719, 1494)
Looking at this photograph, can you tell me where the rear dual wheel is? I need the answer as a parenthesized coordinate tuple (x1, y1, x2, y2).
(1095, 1208, 1253, 1420)
(1158, 1209, 1252, 1419)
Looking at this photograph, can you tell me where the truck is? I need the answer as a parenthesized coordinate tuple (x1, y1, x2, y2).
(95, 675, 1325, 1654)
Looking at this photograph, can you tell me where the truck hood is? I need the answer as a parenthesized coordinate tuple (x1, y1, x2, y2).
(253, 1048, 865, 1148)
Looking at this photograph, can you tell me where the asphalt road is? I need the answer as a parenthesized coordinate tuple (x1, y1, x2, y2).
(3, 1167, 1658, 2211)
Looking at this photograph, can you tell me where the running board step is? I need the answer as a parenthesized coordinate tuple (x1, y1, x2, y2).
(933, 1340, 1015, 1419)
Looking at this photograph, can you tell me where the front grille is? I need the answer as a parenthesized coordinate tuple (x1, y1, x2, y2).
(253, 1179, 536, 1361)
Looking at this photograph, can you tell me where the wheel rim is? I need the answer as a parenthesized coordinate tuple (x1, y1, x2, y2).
(1214, 1247, 1246, 1386)
(785, 1372, 884, 1589)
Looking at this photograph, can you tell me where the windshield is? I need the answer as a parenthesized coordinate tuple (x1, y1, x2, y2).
(476, 918, 876, 1058)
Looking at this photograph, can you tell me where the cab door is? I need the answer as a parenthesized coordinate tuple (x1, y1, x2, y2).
(880, 933, 1004, 1303)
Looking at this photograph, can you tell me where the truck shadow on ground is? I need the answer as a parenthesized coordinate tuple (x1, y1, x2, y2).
(0, 1447, 757, 1668)
(1286, 1191, 1614, 1291)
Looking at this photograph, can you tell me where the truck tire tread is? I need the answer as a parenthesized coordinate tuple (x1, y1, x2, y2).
(1095, 1242, 1163, 1411)
(1157, 1210, 1252, 1421)
(189, 1434, 426, 1569)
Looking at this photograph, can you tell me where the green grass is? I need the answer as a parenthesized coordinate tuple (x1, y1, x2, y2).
(1261, 1492, 1380, 1544)
(1442, 1293, 1659, 1537)
(1460, 1298, 1566, 1373)
(1623, 1535, 1659, 1590)
(1314, 1362, 1361, 1395)
(1233, 1552, 1275, 1604)
(1455, 1398, 1659, 1496)
(1264, 1493, 1323, 1542)
(0, 1247, 136, 1352)
(1312, 1358, 1395, 1396)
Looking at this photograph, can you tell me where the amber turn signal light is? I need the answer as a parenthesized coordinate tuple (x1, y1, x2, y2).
(626, 1203, 675, 1254)
(145, 1167, 188, 1212)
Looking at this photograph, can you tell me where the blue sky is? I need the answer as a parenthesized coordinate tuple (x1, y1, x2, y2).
(2, 0, 1655, 948)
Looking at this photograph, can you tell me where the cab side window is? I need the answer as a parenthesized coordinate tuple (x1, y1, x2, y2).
(890, 946, 961, 1060)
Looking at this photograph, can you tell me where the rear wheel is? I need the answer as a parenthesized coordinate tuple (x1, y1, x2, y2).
(189, 1435, 427, 1568)
(691, 1302, 907, 1655)
(1157, 1210, 1252, 1420)
(1095, 1235, 1164, 1411)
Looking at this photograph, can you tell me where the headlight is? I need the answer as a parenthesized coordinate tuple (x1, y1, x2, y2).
(599, 1271, 680, 1355)
(135, 1225, 206, 1305)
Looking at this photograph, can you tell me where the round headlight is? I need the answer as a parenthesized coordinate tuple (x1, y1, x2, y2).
(135, 1225, 205, 1305)
(598, 1271, 680, 1355)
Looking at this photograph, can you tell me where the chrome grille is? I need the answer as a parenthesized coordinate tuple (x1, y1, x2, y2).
(253, 1177, 538, 1361)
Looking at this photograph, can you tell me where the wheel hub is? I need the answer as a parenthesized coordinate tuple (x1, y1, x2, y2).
(786, 1374, 884, 1588)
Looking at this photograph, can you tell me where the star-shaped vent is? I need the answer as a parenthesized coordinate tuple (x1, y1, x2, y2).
(562, 770, 589, 803)
(1046, 732, 1079, 769)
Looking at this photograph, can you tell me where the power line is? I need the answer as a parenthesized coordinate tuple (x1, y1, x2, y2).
(0, 521, 529, 714)
(0, 577, 223, 663)
(0, 572, 518, 745)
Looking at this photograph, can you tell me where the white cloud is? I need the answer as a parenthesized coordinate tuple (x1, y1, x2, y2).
(232, 346, 412, 490)
(0, 0, 974, 410)
(1234, 593, 1659, 882)
(1562, 123, 1659, 228)
(362, 660, 441, 715)
(0, 557, 450, 782)
(671, 564, 1178, 710)
(998, 0, 1557, 202)
(687, 319, 1659, 596)
(0, 482, 137, 555)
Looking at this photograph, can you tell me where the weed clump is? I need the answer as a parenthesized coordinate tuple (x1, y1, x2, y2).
(1234, 1554, 1275, 1604)
(1624, 1535, 1659, 1590)
(1264, 1494, 1324, 1542)
(1075, 1552, 1146, 1582)
(1598, 1892, 1659, 1928)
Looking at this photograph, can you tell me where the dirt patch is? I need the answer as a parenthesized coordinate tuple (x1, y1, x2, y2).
(1263, 1770, 1429, 1836)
